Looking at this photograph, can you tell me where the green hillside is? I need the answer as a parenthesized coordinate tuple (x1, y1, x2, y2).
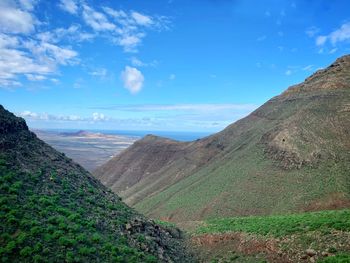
(0, 105, 193, 262)
(190, 209, 350, 262)
(95, 55, 350, 222)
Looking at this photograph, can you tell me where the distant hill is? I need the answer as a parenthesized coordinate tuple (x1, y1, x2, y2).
(60, 130, 92, 137)
(94, 55, 350, 222)
(0, 105, 193, 262)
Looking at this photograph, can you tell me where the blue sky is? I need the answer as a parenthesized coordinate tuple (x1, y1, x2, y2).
(1, 0, 350, 132)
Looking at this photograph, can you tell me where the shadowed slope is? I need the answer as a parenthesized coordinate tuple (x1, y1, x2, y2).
(0, 105, 194, 262)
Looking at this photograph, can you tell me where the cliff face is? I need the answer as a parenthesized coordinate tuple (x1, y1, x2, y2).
(94, 55, 350, 222)
(0, 105, 194, 262)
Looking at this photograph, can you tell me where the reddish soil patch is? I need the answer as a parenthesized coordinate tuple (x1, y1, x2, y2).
(303, 193, 350, 212)
(191, 232, 291, 263)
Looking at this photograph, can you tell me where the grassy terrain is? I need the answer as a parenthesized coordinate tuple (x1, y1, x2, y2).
(0, 159, 157, 262)
(189, 209, 350, 262)
(318, 254, 350, 263)
(0, 105, 193, 262)
(99, 57, 350, 223)
(196, 209, 350, 237)
(132, 88, 350, 222)
(136, 141, 350, 222)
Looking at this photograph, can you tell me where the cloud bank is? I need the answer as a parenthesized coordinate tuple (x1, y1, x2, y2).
(0, 0, 169, 89)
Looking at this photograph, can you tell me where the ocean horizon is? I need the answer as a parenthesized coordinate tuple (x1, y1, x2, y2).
(35, 128, 213, 142)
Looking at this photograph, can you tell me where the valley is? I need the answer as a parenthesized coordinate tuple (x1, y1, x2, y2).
(1, 1, 350, 262)
(1, 55, 350, 262)
(91, 55, 350, 262)
(34, 130, 140, 172)
(0, 106, 193, 262)
(94, 55, 350, 222)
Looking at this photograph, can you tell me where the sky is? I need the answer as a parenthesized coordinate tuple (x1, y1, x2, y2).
(1, 0, 350, 132)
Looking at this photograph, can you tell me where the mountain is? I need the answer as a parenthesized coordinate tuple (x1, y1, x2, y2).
(0, 105, 193, 262)
(60, 130, 91, 136)
(94, 55, 350, 222)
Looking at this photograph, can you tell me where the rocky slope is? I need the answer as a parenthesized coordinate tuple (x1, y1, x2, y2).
(0, 105, 194, 262)
(94, 55, 350, 222)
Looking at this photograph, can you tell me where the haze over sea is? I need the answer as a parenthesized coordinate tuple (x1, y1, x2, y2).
(42, 129, 212, 142)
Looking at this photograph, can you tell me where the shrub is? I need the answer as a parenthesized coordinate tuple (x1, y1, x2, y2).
(19, 246, 33, 257)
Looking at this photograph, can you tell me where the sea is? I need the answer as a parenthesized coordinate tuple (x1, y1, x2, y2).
(43, 129, 212, 142)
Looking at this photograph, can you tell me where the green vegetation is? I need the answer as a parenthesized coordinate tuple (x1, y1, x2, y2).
(0, 104, 192, 263)
(154, 220, 176, 228)
(0, 158, 158, 262)
(319, 254, 350, 263)
(103, 62, 350, 222)
(190, 210, 350, 262)
(196, 209, 350, 237)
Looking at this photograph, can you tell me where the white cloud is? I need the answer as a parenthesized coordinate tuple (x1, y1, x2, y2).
(302, 65, 313, 71)
(18, 111, 110, 123)
(20, 103, 258, 131)
(19, 0, 37, 11)
(329, 48, 337, 54)
(59, 0, 78, 14)
(102, 7, 127, 19)
(315, 22, 350, 46)
(102, 6, 170, 52)
(0, 2, 169, 88)
(0, 33, 19, 48)
(169, 74, 176, 80)
(0, 1, 35, 34)
(87, 103, 258, 131)
(121, 66, 144, 94)
(0, 47, 51, 82)
(316, 35, 327, 46)
(0, 34, 78, 88)
(117, 34, 144, 52)
(329, 22, 350, 45)
(90, 68, 107, 78)
(131, 12, 153, 26)
(130, 57, 145, 67)
(23, 40, 78, 66)
(39, 42, 77, 65)
(94, 104, 257, 112)
(37, 25, 95, 43)
(130, 57, 158, 67)
(20, 110, 39, 118)
(0, 1, 81, 89)
(92, 112, 107, 121)
(82, 5, 116, 31)
(285, 69, 292, 76)
(26, 74, 46, 81)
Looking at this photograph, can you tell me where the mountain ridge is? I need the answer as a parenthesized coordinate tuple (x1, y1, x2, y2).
(94, 55, 350, 222)
(0, 105, 193, 262)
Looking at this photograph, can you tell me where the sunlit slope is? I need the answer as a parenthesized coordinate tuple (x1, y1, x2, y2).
(95, 55, 350, 222)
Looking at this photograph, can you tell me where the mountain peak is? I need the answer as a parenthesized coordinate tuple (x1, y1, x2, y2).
(139, 134, 181, 143)
(94, 55, 350, 221)
(282, 54, 350, 96)
(0, 105, 28, 134)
